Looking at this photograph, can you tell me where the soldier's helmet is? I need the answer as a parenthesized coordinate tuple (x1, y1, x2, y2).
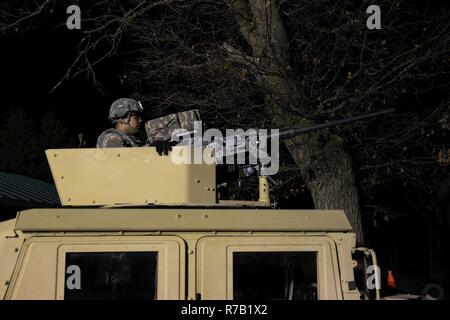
(108, 98, 143, 122)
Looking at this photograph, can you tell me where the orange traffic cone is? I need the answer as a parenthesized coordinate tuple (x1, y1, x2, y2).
(387, 270, 397, 289)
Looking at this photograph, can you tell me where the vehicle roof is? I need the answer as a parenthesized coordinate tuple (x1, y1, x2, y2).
(13, 208, 352, 232)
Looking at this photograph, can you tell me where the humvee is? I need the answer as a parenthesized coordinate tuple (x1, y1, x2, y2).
(0, 146, 380, 300)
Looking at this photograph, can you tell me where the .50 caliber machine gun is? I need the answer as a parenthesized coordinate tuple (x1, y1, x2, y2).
(145, 108, 395, 203)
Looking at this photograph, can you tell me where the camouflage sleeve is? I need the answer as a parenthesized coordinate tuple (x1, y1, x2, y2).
(96, 132, 127, 148)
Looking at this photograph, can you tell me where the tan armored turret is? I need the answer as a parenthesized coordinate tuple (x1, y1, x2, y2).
(47, 147, 217, 207)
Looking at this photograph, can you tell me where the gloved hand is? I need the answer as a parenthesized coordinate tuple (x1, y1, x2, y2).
(154, 140, 173, 156)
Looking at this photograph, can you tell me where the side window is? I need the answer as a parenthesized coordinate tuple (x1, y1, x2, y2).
(64, 252, 157, 300)
(233, 252, 317, 300)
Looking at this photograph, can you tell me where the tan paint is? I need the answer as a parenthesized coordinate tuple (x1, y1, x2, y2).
(197, 235, 344, 300)
(258, 176, 270, 204)
(1, 211, 361, 300)
(0, 148, 375, 300)
(46, 147, 216, 206)
(15, 208, 352, 232)
(0, 219, 23, 300)
(5, 235, 185, 300)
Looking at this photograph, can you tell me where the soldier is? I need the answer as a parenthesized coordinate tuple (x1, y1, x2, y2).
(97, 98, 172, 155)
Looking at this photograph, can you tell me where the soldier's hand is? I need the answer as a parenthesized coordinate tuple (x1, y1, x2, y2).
(154, 140, 173, 156)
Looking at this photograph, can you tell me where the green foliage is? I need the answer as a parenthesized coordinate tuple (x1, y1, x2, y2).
(0, 109, 41, 178)
(0, 108, 74, 181)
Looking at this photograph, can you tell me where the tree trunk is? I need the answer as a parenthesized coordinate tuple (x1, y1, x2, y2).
(227, 0, 364, 244)
(285, 134, 364, 245)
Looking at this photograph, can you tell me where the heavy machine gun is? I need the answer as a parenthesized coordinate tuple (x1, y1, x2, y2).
(147, 108, 394, 158)
(145, 108, 395, 203)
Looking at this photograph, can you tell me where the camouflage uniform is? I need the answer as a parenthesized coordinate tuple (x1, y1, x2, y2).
(96, 128, 143, 148)
(97, 98, 144, 148)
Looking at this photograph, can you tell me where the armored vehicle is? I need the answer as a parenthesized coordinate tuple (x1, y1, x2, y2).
(0, 109, 397, 300)
(0, 145, 381, 300)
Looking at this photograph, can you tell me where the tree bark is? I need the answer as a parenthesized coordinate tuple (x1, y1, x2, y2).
(284, 134, 364, 245)
(227, 0, 364, 244)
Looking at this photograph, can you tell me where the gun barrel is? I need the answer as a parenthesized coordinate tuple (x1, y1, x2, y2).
(278, 108, 395, 139)
(195, 108, 395, 158)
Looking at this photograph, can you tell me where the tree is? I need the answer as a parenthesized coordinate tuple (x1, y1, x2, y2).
(93, 0, 448, 245)
(0, 108, 74, 181)
(0, 108, 42, 178)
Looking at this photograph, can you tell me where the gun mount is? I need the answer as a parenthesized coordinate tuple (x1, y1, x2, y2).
(46, 108, 394, 208)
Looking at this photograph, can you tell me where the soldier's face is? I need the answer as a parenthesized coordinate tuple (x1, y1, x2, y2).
(116, 113, 143, 135)
(128, 113, 142, 133)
